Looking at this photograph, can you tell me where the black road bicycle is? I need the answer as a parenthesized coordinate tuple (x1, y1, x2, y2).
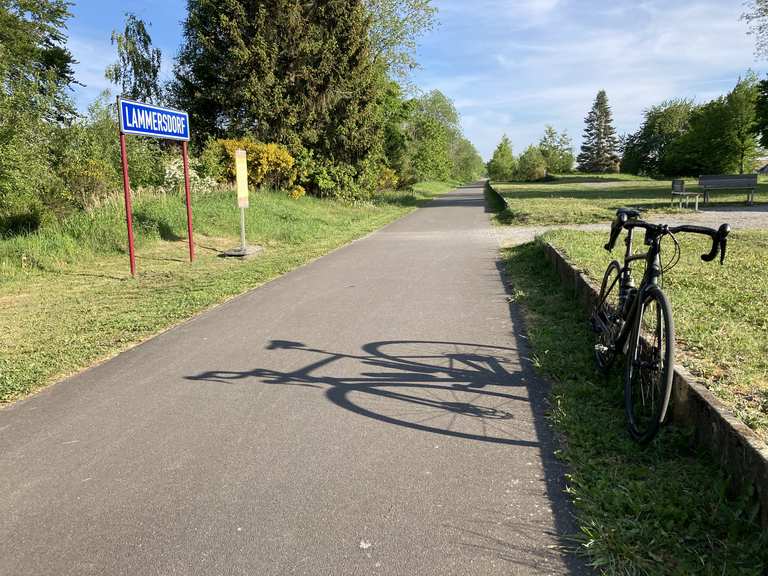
(590, 208, 730, 443)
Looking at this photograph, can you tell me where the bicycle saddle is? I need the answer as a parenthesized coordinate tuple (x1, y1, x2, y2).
(616, 207, 642, 219)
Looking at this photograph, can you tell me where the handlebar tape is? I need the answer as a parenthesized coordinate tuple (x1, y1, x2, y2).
(700, 223, 731, 264)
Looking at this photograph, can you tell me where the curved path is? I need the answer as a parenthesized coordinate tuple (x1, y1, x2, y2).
(0, 183, 587, 575)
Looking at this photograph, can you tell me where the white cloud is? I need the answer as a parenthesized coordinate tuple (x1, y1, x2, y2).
(418, 0, 763, 159)
(68, 35, 115, 103)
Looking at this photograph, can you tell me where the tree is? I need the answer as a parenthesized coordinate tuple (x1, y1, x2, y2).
(743, 1, 768, 58)
(174, 0, 382, 169)
(620, 99, 695, 175)
(380, 80, 412, 175)
(754, 77, 768, 148)
(726, 74, 759, 174)
(539, 125, 574, 174)
(105, 13, 163, 103)
(577, 90, 619, 172)
(450, 137, 484, 182)
(486, 135, 517, 181)
(662, 77, 759, 176)
(400, 90, 459, 182)
(364, 0, 436, 78)
(1, 0, 77, 226)
(0, 0, 77, 120)
(516, 145, 547, 181)
(664, 99, 735, 176)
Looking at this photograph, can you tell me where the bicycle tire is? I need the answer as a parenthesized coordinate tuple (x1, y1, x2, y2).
(593, 260, 623, 372)
(624, 286, 674, 444)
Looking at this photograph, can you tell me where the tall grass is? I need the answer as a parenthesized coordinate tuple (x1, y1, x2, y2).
(0, 185, 441, 277)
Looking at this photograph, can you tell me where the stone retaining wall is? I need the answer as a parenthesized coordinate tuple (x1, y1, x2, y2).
(542, 240, 768, 528)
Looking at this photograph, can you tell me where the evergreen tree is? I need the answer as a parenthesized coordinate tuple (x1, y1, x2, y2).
(106, 13, 163, 103)
(516, 145, 547, 181)
(577, 90, 619, 172)
(486, 135, 516, 181)
(173, 0, 381, 168)
(539, 125, 574, 174)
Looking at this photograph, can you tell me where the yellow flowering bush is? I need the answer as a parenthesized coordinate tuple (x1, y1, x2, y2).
(218, 139, 296, 190)
(288, 185, 306, 199)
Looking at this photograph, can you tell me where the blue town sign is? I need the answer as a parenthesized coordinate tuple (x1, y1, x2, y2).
(118, 98, 190, 141)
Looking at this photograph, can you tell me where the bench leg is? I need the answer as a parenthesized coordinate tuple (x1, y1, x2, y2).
(704, 189, 709, 204)
(695, 195, 699, 211)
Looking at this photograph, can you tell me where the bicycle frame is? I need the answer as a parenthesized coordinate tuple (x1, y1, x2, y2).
(597, 225, 664, 354)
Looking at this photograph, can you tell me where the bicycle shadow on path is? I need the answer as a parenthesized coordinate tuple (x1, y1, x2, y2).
(186, 334, 589, 574)
(187, 338, 536, 447)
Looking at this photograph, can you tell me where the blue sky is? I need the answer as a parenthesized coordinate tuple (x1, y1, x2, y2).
(67, 0, 762, 159)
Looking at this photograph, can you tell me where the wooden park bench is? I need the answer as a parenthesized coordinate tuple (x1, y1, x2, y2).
(671, 179, 700, 210)
(699, 174, 758, 205)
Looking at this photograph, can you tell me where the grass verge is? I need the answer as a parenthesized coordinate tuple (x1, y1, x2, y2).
(0, 182, 454, 404)
(544, 228, 768, 441)
(502, 240, 767, 575)
(492, 174, 768, 225)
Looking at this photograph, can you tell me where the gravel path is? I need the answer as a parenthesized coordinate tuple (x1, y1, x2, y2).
(493, 205, 768, 247)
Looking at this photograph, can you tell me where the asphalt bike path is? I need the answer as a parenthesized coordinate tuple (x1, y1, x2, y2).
(0, 183, 588, 575)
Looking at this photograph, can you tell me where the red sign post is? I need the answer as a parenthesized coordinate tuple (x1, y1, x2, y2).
(117, 97, 194, 277)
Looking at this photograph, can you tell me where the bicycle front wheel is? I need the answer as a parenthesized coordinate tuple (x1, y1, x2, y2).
(593, 260, 622, 372)
(624, 286, 674, 444)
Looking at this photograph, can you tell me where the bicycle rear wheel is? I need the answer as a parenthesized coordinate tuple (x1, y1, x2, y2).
(593, 260, 622, 372)
(624, 286, 674, 443)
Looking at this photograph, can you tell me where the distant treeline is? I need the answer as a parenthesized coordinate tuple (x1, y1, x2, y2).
(487, 74, 768, 181)
(622, 74, 765, 176)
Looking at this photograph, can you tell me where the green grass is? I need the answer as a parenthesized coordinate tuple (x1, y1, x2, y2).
(492, 174, 768, 225)
(0, 183, 454, 403)
(502, 241, 767, 575)
(543, 229, 768, 441)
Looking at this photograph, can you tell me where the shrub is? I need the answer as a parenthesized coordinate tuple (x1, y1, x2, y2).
(288, 185, 306, 199)
(516, 145, 547, 181)
(377, 166, 399, 191)
(218, 138, 296, 189)
(54, 94, 164, 211)
(163, 157, 217, 196)
(198, 138, 227, 182)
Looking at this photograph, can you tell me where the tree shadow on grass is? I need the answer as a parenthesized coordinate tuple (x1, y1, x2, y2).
(133, 211, 182, 241)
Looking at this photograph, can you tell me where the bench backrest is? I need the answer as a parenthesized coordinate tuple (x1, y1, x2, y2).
(672, 179, 685, 193)
(699, 174, 757, 188)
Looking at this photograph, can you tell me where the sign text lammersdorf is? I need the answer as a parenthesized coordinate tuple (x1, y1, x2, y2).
(118, 98, 190, 141)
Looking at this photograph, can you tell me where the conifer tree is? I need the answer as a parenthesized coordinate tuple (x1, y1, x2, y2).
(173, 0, 381, 167)
(577, 90, 619, 172)
(539, 125, 574, 174)
(486, 135, 516, 181)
